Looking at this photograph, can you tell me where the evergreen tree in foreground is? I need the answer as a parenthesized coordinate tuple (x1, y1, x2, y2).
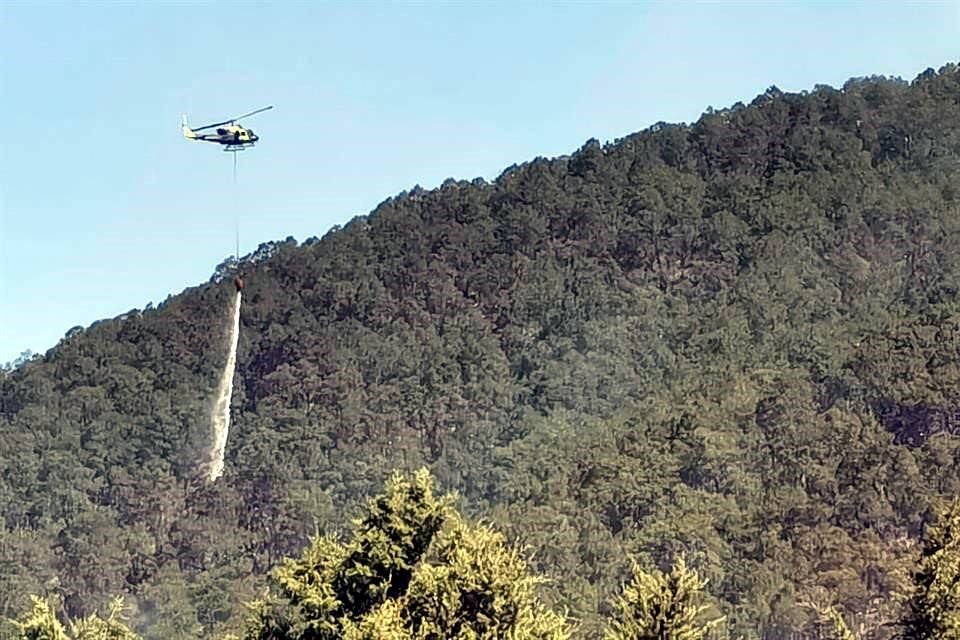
(903, 497, 960, 639)
(233, 467, 571, 639)
(603, 556, 723, 640)
(11, 596, 140, 640)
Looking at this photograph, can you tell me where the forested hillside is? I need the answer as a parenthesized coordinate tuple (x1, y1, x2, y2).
(5, 63, 960, 639)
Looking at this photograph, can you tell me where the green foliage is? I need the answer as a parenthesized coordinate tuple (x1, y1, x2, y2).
(5, 63, 960, 637)
(10, 597, 140, 640)
(804, 603, 857, 640)
(340, 600, 408, 639)
(903, 497, 960, 639)
(403, 515, 570, 639)
(69, 598, 141, 640)
(241, 468, 571, 639)
(10, 597, 70, 640)
(603, 556, 723, 640)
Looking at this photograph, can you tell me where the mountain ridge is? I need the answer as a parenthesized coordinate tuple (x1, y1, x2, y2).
(3, 62, 960, 638)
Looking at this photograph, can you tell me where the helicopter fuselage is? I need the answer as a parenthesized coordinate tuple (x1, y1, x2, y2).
(182, 105, 271, 150)
(192, 126, 259, 147)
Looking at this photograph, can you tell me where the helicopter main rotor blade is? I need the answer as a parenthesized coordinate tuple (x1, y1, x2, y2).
(191, 118, 234, 132)
(186, 106, 272, 132)
(232, 105, 273, 122)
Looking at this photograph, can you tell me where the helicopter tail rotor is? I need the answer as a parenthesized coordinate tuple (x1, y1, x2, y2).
(181, 114, 197, 139)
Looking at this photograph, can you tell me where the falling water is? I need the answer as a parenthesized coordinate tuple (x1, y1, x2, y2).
(208, 290, 242, 481)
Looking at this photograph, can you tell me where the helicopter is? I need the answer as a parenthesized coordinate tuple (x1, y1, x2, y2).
(181, 105, 273, 151)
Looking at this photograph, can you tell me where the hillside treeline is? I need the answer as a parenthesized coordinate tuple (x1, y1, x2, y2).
(9, 470, 960, 639)
(4, 63, 960, 638)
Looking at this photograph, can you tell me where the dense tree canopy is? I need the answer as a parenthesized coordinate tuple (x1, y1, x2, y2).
(4, 62, 960, 638)
(902, 497, 960, 639)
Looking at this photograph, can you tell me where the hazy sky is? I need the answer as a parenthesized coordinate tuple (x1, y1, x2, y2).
(1, 1, 957, 364)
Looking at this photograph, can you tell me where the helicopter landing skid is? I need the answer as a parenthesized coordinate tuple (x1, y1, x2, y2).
(224, 145, 249, 152)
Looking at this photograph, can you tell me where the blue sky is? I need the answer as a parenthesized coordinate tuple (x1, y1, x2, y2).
(1, 1, 957, 364)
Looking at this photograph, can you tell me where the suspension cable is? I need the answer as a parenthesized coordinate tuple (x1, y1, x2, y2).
(232, 150, 239, 263)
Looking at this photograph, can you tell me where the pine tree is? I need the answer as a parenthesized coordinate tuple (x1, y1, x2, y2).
(603, 556, 723, 640)
(239, 467, 571, 639)
(903, 497, 960, 639)
(10, 597, 70, 640)
(11, 596, 140, 640)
